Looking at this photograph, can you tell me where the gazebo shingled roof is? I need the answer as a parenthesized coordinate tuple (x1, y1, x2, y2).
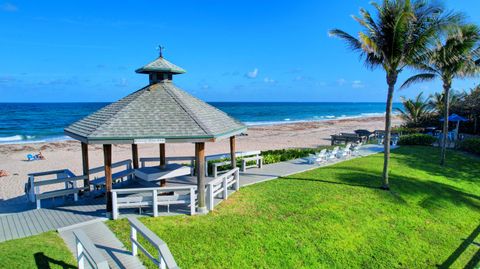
(65, 58, 246, 144)
(135, 56, 186, 74)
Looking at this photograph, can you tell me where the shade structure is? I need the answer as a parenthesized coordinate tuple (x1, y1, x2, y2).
(439, 113, 468, 122)
(64, 51, 246, 216)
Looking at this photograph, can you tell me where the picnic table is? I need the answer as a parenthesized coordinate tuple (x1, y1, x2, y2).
(134, 164, 191, 182)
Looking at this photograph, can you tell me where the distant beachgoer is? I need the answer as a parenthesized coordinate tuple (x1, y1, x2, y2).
(0, 170, 8, 177)
(37, 152, 45, 160)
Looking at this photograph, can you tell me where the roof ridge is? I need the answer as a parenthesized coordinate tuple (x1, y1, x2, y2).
(161, 83, 213, 136)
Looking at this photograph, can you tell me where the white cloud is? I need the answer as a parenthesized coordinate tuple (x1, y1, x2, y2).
(1, 2, 17, 12)
(264, 77, 275, 83)
(245, 68, 259, 79)
(352, 80, 365, 88)
(114, 78, 128, 87)
(337, 78, 347, 86)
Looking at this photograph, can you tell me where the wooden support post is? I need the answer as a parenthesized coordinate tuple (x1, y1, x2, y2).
(103, 144, 113, 215)
(195, 142, 207, 213)
(230, 136, 236, 169)
(131, 144, 139, 169)
(81, 142, 90, 191)
(159, 143, 166, 187)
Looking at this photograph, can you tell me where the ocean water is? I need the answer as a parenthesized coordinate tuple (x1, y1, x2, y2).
(0, 102, 401, 144)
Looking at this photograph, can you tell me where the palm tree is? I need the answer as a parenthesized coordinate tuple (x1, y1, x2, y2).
(401, 24, 480, 165)
(428, 90, 465, 115)
(329, 0, 456, 190)
(396, 92, 432, 127)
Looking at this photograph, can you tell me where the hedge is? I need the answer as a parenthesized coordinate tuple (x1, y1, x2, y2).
(457, 137, 480, 155)
(397, 134, 436, 146)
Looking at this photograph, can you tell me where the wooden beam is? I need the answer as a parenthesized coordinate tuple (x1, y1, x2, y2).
(131, 144, 139, 169)
(195, 142, 207, 213)
(159, 143, 166, 187)
(229, 136, 236, 168)
(81, 142, 90, 190)
(103, 144, 113, 214)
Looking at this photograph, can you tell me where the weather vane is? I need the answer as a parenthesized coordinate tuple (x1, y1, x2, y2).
(157, 45, 165, 58)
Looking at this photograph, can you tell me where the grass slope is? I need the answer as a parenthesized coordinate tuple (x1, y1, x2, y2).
(0, 231, 76, 269)
(108, 146, 480, 268)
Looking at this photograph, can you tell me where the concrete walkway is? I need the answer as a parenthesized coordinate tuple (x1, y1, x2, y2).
(59, 219, 145, 269)
(0, 144, 387, 243)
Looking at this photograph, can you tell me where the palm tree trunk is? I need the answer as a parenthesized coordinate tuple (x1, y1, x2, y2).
(381, 72, 397, 190)
(440, 79, 451, 166)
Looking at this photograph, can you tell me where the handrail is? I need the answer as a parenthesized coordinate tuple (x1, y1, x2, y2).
(73, 229, 109, 269)
(112, 186, 196, 194)
(206, 168, 240, 211)
(140, 156, 195, 168)
(128, 218, 180, 269)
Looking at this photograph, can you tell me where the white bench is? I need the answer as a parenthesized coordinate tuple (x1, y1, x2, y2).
(73, 230, 109, 269)
(26, 169, 88, 209)
(206, 168, 240, 211)
(205, 150, 262, 177)
(241, 155, 263, 172)
(111, 186, 196, 219)
(89, 160, 134, 189)
(140, 156, 195, 176)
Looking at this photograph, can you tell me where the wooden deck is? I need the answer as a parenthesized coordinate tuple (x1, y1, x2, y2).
(0, 144, 386, 243)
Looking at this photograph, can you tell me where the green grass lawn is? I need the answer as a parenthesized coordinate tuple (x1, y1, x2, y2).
(0, 231, 76, 269)
(108, 146, 480, 269)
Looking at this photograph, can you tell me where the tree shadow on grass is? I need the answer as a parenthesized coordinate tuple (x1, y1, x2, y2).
(391, 147, 480, 185)
(437, 224, 480, 269)
(282, 165, 480, 211)
(34, 252, 76, 269)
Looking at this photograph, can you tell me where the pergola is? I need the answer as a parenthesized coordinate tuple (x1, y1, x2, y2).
(64, 51, 247, 215)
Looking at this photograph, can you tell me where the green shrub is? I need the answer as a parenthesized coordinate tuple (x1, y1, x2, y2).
(392, 126, 423, 135)
(457, 137, 480, 155)
(398, 134, 436, 146)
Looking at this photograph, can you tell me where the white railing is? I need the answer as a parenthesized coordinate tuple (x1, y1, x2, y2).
(111, 186, 196, 219)
(73, 229, 109, 269)
(26, 169, 88, 209)
(205, 150, 261, 176)
(140, 156, 195, 176)
(206, 168, 240, 211)
(128, 217, 180, 269)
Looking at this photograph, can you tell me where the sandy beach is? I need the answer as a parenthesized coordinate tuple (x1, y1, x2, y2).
(0, 116, 401, 205)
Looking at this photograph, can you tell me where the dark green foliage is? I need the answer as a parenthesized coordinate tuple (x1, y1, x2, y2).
(457, 137, 480, 155)
(398, 134, 437, 145)
(392, 126, 423, 135)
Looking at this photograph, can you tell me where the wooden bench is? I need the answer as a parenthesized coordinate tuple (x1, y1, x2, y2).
(331, 134, 361, 145)
(89, 160, 134, 189)
(206, 168, 240, 211)
(111, 186, 196, 219)
(73, 230, 109, 269)
(128, 217, 180, 269)
(26, 170, 88, 209)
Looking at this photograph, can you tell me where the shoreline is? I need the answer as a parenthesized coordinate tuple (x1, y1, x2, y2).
(0, 114, 396, 145)
(0, 115, 402, 204)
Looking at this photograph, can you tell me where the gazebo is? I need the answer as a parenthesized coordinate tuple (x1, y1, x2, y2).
(64, 50, 247, 215)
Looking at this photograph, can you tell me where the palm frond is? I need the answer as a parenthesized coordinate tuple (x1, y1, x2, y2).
(400, 73, 436, 89)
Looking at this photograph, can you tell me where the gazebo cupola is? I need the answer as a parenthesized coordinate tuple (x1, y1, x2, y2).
(135, 47, 186, 84)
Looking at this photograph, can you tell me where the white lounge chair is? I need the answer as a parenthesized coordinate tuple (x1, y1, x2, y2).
(327, 146, 339, 160)
(336, 145, 351, 159)
(351, 142, 362, 156)
(307, 149, 327, 164)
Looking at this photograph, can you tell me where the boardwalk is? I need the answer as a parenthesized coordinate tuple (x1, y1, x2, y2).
(0, 144, 386, 243)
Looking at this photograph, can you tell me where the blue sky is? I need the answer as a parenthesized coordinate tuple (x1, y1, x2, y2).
(0, 0, 479, 102)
